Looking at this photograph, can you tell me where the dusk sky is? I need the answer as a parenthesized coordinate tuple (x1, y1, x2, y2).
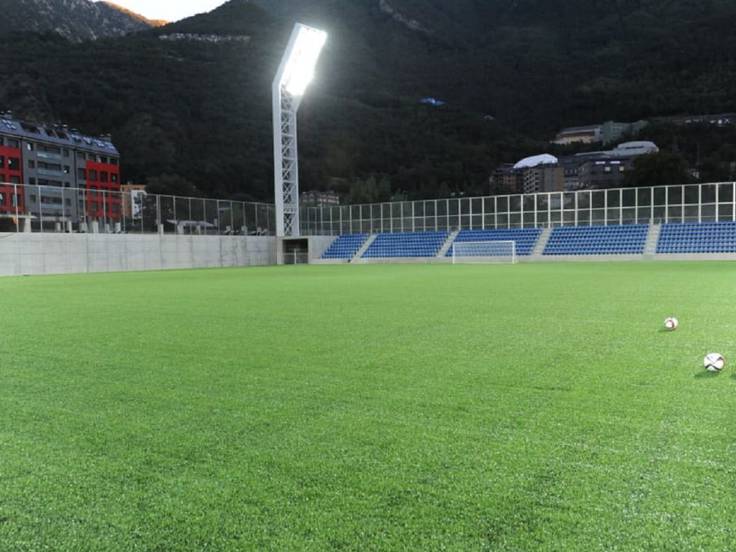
(98, 0, 228, 22)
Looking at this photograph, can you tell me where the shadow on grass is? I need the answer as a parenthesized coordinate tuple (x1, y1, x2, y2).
(695, 370, 721, 379)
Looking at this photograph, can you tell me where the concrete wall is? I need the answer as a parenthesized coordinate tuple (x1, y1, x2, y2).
(0, 233, 276, 276)
(308, 236, 336, 261)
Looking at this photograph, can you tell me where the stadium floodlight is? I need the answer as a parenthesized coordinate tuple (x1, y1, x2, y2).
(273, 23, 328, 237)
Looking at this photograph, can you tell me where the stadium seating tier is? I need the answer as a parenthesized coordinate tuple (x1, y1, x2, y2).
(543, 225, 649, 255)
(363, 231, 449, 258)
(657, 222, 736, 254)
(321, 234, 369, 260)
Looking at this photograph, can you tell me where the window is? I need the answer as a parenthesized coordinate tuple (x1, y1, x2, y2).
(111, 173, 118, 183)
(101, 171, 108, 183)
(28, 160, 35, 169)
(0, 156, 4, 169)
(63, 166, 70, 174)
(89, 170, 98, 181)
(63, 149, 70, 157)
(78, 168, 87, 180)
(8, 158, 19, 170)
(110, 158, 119, 166)
(10, 176, 20, 184)
(38, 179, 62, 188)
(26, 142, 34, 151)
(29, 178, 36, 185)
(77, 151, 85, 160)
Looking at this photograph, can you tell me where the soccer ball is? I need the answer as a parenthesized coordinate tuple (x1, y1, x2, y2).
(704, 353, 725, 372)
(664, 317, 679, 331)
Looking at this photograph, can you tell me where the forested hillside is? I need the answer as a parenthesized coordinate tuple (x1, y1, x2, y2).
(0, 0, 734, 201)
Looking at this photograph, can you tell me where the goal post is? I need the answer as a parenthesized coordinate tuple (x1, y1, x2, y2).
(451, 240, 517, 264)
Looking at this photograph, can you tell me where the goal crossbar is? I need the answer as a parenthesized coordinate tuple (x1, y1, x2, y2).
(451, 240, 517, 264)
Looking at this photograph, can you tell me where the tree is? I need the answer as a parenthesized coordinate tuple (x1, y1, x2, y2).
(624, 152, 691, 188)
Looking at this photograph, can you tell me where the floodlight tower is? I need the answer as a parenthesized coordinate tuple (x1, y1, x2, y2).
(272, 23, 328, 237)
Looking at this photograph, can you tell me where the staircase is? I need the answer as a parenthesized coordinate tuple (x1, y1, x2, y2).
(531, 227, 553, 257)
(437, 230, 460, 258)
(644, 223, 661, 257)
(351, 234, 377, 262)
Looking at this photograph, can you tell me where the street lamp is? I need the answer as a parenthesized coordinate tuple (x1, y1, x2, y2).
(272, 23, 328, 237)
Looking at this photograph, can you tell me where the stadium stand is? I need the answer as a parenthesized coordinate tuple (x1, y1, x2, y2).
(544, 224, 649, 255)
(363, 231, 448, 258)
(447, 228, 543, 257)
(657, 222, 736, 254)
(321, 234, 369, 260)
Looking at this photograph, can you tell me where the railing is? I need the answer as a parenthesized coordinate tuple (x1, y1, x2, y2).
(0, 183, 275, 236)
(300, 183, 736, 236)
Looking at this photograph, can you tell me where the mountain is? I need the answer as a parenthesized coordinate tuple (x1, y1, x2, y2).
(102, 2, 167, 28)
(0, 0, 155, 41)
(0, 0, 735, 202)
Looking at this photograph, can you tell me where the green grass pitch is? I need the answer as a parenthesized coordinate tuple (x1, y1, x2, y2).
(2, 262, 736, 550)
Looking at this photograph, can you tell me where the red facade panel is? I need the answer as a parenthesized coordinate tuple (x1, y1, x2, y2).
(0, 144, 24, 215)
(85, 160, 121, 220)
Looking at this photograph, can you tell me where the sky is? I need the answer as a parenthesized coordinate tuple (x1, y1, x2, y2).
(96, 0, 228, 23)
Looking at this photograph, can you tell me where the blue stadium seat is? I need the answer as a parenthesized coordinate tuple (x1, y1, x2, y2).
(321, 234, 369, 260)
(363, 231, 449, 258)
(544, 225, 648, 255)
(657, 222, 736, 254)
(447, 228, 542, 257)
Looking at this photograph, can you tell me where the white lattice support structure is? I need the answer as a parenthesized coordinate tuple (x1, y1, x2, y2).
(273, 91, 299, 236)
(272, 23, 327, 237)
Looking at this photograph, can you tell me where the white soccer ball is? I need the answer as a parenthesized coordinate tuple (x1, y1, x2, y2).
(704, 353, 725, 372)
(664, 317, 679, 331)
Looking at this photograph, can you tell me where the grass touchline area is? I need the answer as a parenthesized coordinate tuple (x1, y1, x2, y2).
(1, 263, 736, 550)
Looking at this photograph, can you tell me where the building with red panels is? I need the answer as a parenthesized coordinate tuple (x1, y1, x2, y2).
(0, 113, 120, 224)
(0, 134, 24, 215)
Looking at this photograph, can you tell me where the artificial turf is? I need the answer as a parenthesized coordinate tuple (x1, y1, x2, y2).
(1, 262, 736, 551)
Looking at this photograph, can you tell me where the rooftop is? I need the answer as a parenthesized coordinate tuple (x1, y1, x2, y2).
(0, 113, 118, 155)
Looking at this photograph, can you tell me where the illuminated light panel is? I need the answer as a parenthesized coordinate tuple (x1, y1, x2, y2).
(280, 25, 328, 97)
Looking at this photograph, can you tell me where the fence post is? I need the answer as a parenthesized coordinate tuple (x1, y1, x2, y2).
(14, 183, 19, 233)
(38, 184, 43, 232)
(650, 186, 655, 224)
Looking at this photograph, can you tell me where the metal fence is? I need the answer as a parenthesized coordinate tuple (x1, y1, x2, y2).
(6, 181, 736, 238)
(0, 183, 275, 235)
(300, 182, 736, 236)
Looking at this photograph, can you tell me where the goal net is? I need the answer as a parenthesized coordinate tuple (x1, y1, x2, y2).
(451, 240, 517, 264)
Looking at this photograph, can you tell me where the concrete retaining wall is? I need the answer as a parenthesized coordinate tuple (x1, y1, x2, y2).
(0, 233, 276, 276)
(308, 236, 336, 261)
